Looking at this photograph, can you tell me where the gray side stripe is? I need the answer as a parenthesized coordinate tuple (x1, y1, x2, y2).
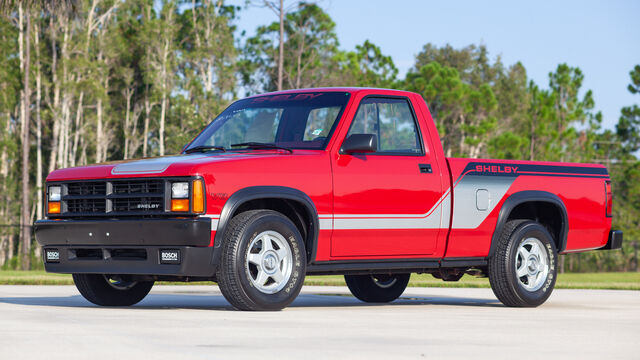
(201, 214, 220, 231)
(205, 176, 513, 232)
(333, 214, 443, 230)
(318, 218, 332, 230)
(450, 175, 514, 229)
(326, 189, 451, 230)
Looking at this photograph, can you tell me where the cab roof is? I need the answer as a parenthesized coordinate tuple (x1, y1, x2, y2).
(246, 87, 417, 98)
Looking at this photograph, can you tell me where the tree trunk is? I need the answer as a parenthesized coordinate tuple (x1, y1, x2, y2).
(130, 106, 141, 157)
(56, 24, 71, 170)
(0, 115, 9, 178)
(80, 137, 88, 165)
(124, 88, 132, 159)
(529, 111, 536, 161)
(0, 117, 9, 267)
(34, 18, 43, 259)
(159, 93, 166, 156)
(60, 86, 71, 168)
(458, 113, 467, 157)
(143, 90, 151, 158)
(35, 22, 43, 221)
(295, 36, 304, 89)
(159, 33, 170, 156)
(71, 92, 84, 167)
(96, 96, 104, 162)
(18, 3, 24, 137)
(0, 235, 6, 267)
(20, 8, 32, 270)
(277, 0, 284, 91)
(47, 14, 62, 173)
(8, 224, 15, 267)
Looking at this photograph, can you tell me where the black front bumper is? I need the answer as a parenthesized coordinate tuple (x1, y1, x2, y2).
(34, 218, 218, 277)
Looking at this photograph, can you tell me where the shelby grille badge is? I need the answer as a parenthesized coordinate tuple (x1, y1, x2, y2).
(137, 203, 160, 209)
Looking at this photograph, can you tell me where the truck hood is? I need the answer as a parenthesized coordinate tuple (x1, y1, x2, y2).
(46, 151, 299, 181)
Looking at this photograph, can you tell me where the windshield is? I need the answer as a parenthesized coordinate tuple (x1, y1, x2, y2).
(185, 92, 351, 152)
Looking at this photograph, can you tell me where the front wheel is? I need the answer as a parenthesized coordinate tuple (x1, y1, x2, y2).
(488, 220, 558, 307)
(72, 274, 154, 306)
(216, 210, 306, 311)
(345, 273, 410, 303)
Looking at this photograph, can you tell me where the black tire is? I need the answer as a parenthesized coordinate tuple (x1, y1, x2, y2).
(216, 210, 306, 311)
(72, 274, 154, 306)
(344, 273, 410, 303)
(488, 220, 558, 307)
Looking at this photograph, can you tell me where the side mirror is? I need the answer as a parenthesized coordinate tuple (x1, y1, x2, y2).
(341, 134, 377, 154)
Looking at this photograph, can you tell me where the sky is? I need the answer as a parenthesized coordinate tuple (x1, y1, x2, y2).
(228, 0, 639, 130)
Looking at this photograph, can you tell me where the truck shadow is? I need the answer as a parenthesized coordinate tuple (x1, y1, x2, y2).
(294, 293, 502, 308)
(0, 291, 502, 310)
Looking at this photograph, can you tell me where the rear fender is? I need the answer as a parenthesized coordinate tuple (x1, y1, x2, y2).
(488, 191, 568, 257)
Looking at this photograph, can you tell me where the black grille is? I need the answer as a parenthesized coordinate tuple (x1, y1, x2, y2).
(55, 179, 169, 217)
(67, 198, 107, 213)
(112, 180, 164, 195)
(67, 182, 106, 196)
(112, 197, 164, 212)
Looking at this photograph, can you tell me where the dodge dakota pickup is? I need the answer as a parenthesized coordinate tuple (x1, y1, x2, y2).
(35, 88, 622, 310)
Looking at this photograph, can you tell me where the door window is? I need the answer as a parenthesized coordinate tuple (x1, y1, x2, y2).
(347, 98, 422, 154)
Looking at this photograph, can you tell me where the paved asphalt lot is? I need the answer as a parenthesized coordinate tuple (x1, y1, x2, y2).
(0, 285, 637, 359)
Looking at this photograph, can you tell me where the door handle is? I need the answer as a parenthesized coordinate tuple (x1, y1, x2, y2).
(419, 164, 432, 174)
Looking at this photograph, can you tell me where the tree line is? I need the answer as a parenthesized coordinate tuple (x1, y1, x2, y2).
(0, 0, 638, 272)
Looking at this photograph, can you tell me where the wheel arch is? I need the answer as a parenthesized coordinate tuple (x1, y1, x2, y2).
(489, 191, 568, 257)
(213, 186, 319, 263)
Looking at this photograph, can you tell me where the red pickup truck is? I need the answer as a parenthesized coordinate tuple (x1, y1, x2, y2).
(35, 88, 622, 310)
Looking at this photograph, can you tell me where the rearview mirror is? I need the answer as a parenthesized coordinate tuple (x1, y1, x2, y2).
(340, 134, 377, 154)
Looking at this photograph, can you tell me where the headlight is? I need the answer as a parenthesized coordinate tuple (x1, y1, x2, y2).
(48, 186, 61, 201)
(47, 185, 62, 214)
(171, 182, 189, 199)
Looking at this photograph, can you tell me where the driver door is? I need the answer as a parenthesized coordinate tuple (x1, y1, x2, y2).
(331, 96, 445, 257)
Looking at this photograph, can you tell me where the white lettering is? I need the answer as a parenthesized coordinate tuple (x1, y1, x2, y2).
(161, 252, 178, 261)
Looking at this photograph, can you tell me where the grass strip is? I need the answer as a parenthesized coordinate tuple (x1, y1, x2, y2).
(0, 271, 638, 290)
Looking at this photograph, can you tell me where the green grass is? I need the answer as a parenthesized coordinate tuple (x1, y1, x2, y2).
(0, 270, 74, 285)
(0, 270, 638, 290)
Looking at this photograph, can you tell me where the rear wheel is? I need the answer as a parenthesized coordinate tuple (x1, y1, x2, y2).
(345, 273, 410, 303)
(216, 210, 306, 311)
(488, 220, 557, 307)
(72, 274, 154, 306)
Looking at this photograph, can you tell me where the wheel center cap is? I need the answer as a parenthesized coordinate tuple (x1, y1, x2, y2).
(527, 256, 539, 274)
(263, 253, 277, 272)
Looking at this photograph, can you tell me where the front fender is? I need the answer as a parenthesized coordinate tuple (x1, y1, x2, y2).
(212, 186, 319, 262)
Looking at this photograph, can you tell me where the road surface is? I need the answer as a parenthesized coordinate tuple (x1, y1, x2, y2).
(0, 285, 637, 359)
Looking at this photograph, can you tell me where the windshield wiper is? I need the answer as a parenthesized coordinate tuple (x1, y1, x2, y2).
(231, 142, 293, 153)
(184, 145, 226, 154)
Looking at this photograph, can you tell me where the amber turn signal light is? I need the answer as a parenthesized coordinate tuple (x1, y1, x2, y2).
(192, 179, 204, 213)
(171, 199, 189, 212)
(48, 202, 61, 214)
